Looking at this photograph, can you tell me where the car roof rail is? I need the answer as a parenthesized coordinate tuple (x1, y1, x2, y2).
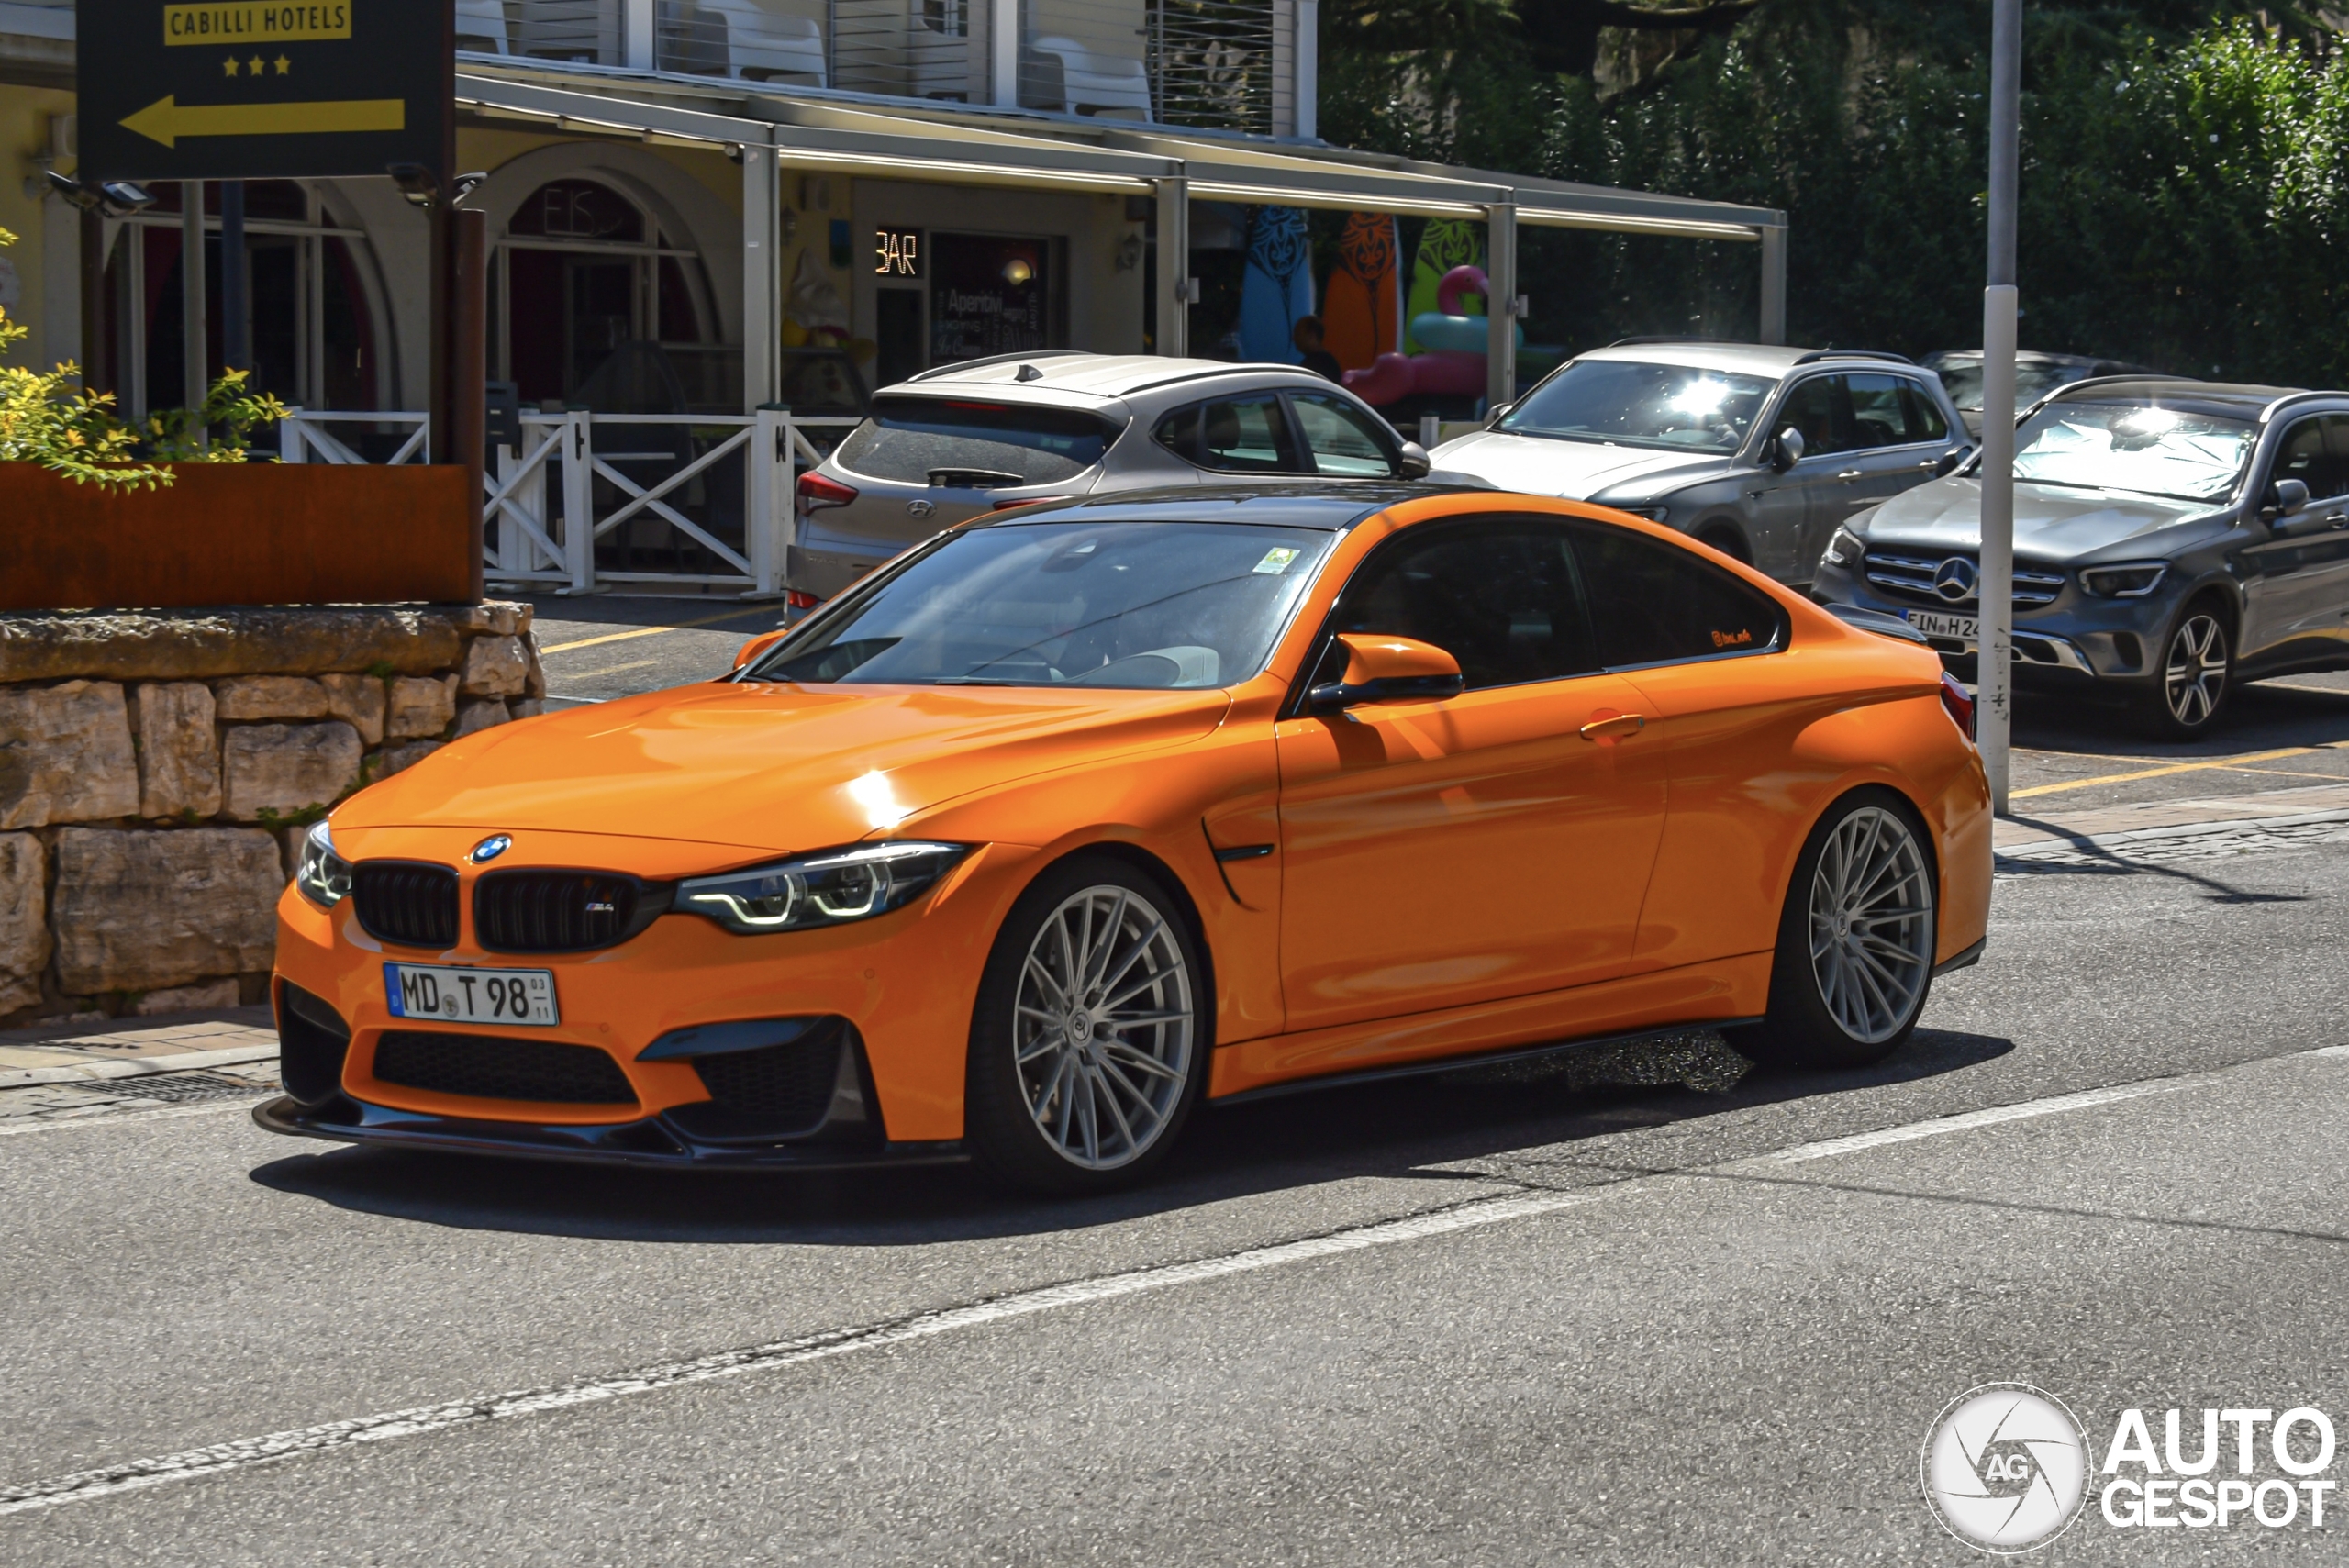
(1790, 349, 1917, 366)
(905, 349, 1093, 383)
(1605, 336, 1714, 348)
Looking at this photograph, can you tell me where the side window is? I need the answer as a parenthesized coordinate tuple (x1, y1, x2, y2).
(1568, 521, 1789, 669)
(1288, 393, 1399, 477)
(2276, 417, 2342, 500)
(1152, 404, 1201, 462)
(1197, 395, 1296, 473)
(2324, 416, 2349, 498)
(1776, 375, 1855, 457)
(1898, 379, 1952, 443)
(1329, 518, 1599, 690)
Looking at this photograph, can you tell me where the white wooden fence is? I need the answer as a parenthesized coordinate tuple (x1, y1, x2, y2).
(278, 409, 861, 597)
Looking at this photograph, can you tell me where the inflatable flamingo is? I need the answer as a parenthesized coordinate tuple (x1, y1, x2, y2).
(1341, 264, 1524, 407)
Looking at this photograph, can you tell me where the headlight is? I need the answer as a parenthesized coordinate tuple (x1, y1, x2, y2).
(295, 820, 352, 908)
(2079, 562, 2168, 598)
(1822, 528, 1865, 568)
(677, 841, 972, 934)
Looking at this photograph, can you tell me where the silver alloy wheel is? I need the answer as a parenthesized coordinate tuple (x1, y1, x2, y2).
(1012, 884, 1195, 1171)
(2163, 613, 2229, 727)
(1806, 806, 1935, 1046)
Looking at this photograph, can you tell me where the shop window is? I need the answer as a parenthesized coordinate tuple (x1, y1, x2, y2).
(929, 234, 1052, 364)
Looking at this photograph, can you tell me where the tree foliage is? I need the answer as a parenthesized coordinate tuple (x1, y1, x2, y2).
(1323, 2, 2349, 383)
(0, 228, 286, 486)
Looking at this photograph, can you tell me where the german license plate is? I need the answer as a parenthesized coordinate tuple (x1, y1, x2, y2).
(384, 963, 559, 1027)
(1905, 609, 1979, 643)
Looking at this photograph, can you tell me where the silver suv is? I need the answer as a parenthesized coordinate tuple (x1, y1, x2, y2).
(1431, 342, 1972, 585)
(789, 352, 1431, 599)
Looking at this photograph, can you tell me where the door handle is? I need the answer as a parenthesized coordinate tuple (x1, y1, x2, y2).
(1578, 713, 1647, 742)
(1835, 469, 1865, 481)
(2327, 513, 2348, 529)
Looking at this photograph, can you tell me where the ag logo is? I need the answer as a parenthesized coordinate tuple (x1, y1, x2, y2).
(1922, 1384, 2089, 1553)
(1933, 556, 1979, 602)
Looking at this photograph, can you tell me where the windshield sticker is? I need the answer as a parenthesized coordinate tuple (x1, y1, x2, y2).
(1252, 547, 1302, 575)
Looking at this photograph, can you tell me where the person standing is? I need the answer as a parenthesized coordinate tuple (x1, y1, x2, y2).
(1292, 315, 1344, 382)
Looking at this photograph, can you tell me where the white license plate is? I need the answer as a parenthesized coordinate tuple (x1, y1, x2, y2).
(384, 963, 559, 1027)
(1905, 609, 1979, 643)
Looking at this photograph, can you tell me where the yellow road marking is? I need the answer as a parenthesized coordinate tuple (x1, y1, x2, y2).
(2009, 744, 2343, 799)
(540, 606, 780, 655)
(566, 659, 661, 681)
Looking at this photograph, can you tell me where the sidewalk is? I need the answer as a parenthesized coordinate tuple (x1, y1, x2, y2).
(0, 1008, 281, 1126)
(1994, 779, 2349, 862)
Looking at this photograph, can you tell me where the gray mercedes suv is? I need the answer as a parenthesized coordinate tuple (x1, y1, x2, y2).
(1431, 341, 1973, 585)
(1812, 377, 2349, 737)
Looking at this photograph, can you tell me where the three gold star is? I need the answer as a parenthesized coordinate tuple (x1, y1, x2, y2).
(222, 55, 239, 75)
(274, 54, 291, 73)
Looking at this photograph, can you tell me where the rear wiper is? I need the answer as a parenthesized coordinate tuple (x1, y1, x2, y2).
(928, 468, 1026, 489)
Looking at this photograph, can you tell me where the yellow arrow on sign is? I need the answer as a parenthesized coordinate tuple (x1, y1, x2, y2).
(120, 95, 406, 149)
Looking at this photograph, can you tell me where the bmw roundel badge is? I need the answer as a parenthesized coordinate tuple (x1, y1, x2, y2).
(470, 834, 513, 863)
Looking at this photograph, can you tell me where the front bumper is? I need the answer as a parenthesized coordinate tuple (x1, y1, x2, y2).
(1812, 554, 2171, 688)
(253, 1093, 966, 1171)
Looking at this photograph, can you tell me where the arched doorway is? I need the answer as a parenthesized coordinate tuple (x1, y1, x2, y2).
(496, 177, 723, 411)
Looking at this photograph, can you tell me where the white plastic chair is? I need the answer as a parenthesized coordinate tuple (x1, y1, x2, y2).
(1024, 35, 1152, 117)
(699, 0, 828, 84)
(455, 0, 511, 53)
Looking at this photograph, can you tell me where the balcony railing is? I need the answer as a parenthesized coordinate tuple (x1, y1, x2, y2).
(456, 0, 1303, 135)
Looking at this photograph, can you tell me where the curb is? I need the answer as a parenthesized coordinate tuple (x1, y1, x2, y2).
(0, 1043, 282, 1091)
(1997, 806, 2349, 862)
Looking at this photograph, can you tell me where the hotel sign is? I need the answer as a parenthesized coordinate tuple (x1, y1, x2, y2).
(79, 0, 451, 182)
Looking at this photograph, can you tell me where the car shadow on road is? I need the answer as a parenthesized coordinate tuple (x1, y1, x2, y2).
(244, 1029, 2015, 1246)
(2011, 675, 2349, 761)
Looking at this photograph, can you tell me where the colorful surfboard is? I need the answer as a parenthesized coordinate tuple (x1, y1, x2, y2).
(1238, 206, 1314, 363)
(1321, 212, 1398, 371)
(1401, 218, 1483, 354)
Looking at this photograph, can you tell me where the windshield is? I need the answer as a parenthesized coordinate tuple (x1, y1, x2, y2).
(2009, 402, 2256, 501)
(834, 397, 1120, 487)
(1934, 360, 2081, 412)
(1497, 360, 1776, 454)
(747, 520, 1336, 688)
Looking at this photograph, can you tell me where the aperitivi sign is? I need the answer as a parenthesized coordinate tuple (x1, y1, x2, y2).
(78, 0, 451, 182)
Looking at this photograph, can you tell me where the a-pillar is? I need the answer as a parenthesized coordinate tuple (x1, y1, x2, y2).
(1483, 201, 1516, 415)
(1155, 177, 1189, 357)
(741, 144, 779, 413)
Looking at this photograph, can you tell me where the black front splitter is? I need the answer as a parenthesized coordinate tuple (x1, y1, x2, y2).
(252, 1095, 968, 1172)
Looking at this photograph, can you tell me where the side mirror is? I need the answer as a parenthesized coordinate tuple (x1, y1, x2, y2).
(732, 628, 791, 670)
(1397, 440, 1432, 479)
(2267, 477, 2311, 522)
(1484, 401, 1515, 428)
(1308, 634, 1465, 714)
(1771, 426, 1806, 472)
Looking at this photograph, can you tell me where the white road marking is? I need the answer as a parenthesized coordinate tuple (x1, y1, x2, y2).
(6, 1045, 2343, 1514)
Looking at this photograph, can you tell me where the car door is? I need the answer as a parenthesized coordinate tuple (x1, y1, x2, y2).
(1557, 520, 1804, 975)
(1275, 516, 1669, 1036)
(1285, 390, 1403, 478)
(1836, 373, 1968, 526)
(2239, 412, 2349, 666)
(1746, 373, 1858, 582)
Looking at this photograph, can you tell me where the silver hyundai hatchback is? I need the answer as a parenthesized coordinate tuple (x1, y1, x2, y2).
(788, 352, 1433, 599)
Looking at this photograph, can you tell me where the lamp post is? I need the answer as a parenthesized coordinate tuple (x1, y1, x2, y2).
(1979, 0, 2021, 815)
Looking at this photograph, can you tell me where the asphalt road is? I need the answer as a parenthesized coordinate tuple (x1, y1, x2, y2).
(4, 791, 2347, 1558)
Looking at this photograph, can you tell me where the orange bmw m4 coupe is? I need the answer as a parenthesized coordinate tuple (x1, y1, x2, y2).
(261, 487, 1990, 1192)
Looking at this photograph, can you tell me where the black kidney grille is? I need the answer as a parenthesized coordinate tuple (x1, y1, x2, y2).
(351, 862, 461, 949)
(473, 871, 651, 952)
(372, 1030, 638, 1105)
(692, 1029, 842, 1136)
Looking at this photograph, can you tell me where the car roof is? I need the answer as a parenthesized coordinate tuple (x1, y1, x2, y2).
(1573, 342, 1918, 379)
(1926, 350, 2167, 373)
(2047, 378, 2308, 419)
(971, 484, 1476, 532)
(892, 352, 1332, 406)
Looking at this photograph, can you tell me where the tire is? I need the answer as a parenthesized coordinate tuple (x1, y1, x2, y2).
(2133, 600, 2232, 740)
(1737, 788, 1939, 1071)
(964, 856, 1208, 1194)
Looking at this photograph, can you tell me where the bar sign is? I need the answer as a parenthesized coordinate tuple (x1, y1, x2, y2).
(163, 4, 355, 45)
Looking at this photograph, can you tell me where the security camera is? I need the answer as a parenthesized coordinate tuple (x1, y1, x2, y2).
(387, 162, 440, 208)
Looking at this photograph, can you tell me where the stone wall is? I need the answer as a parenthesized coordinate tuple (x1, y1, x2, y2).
(0, 604, 544, 1028)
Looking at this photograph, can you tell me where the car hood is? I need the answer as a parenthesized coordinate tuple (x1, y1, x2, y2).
(1859, 475, 2227, 557)
(1430, 429, 1731, 499)
(340, 683, 1231, 858)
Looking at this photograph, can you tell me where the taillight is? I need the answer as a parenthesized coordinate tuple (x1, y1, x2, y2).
(1939, 671, 1976, 740)
(796, 472, 857, 511)
(785, 590, 820, 610)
